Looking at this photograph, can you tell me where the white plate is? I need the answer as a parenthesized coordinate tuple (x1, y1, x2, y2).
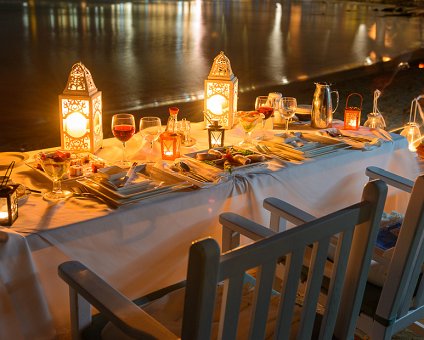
(77, 178, 192, 205)
(0, 152, 29, 169)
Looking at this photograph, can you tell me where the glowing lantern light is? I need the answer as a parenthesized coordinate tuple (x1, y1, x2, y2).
(401, 96, 423, 152)
(59, 62, 103, 153)
(204, 51, 238, 129)
(344, 93, 363, 130)
(207, 120, 225, 148)
(0, 185, 18, 226)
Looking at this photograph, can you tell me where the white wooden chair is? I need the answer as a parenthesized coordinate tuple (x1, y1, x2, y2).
(263, 166, 424, 339)
(357, 167, 424, 339)
(58, 179, 386, 340)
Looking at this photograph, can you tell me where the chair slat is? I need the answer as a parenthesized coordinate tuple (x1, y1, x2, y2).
(412, 267, 424, 308)
(275, 249, 305, 340)
(218, 275, 245, 340)
(399, 243, 424, 316)
(248, 261, 277, 340)
(298, 239, 331, 339)
(319, 228, 354, 339)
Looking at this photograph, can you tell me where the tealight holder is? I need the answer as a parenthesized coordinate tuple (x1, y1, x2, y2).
(160, 132, 181, 161)
(207, 120, 225, 148)
(344, 93, 363, 130)
(0, 185, 19, 226)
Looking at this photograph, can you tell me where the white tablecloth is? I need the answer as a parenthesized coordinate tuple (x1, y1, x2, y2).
(0, 122, 420, 339)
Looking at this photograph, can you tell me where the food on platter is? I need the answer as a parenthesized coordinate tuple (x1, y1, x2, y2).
(191, 147, 267, 171)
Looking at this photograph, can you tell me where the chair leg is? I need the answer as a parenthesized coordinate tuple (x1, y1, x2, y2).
(69, 287, 92, 340)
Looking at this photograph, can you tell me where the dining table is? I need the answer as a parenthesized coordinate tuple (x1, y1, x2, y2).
(0, 119, 421, 339)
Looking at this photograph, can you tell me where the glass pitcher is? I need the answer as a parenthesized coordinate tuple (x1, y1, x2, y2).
(311, 82, 339, 129)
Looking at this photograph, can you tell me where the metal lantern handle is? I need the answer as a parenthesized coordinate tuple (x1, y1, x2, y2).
(345, 93, 363, 110)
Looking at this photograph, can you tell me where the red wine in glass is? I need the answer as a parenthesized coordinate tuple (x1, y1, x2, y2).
(111, 113, 136, 166)
(112, 124, 135, 142)
(257, 106, 273, 120)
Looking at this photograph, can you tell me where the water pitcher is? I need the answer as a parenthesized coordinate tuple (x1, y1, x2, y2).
(311, 82, 339, 128)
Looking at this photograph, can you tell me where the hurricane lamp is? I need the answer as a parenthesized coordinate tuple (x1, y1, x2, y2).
(160, 132, 181, 161)
(343, 93, 363, 130)
(0, 185, 18, 226)
(59, 62, 103, 153)
(204, 51, 238, 129)
(400, 96, 423, 152)
(207, 120, 225, 148)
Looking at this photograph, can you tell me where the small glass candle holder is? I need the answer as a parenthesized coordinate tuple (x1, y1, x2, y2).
(207, 120, 225, 148)
(0, 184, 19, 226)
(160, 132, 181, 160)
(343, 93, 363, 130)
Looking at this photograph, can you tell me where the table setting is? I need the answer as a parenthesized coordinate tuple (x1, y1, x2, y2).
(0, 57, 422, 339)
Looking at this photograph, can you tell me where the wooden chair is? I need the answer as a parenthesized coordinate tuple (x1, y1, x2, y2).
(263, 166, 424, 339)
(357, 167, 424, 339)
(58, 179, 386, 340)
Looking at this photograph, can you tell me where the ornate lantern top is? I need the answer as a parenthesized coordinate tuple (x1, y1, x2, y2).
(63, 62, 98, 96)
(208, 51, 235, 81)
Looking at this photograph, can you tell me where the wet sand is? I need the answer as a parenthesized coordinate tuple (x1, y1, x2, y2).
(2, 48, 424, 152)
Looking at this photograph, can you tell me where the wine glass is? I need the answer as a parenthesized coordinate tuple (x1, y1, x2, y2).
(236, 111, 264, 146)
(255, 96, 274, 139)
(278, 97, 297, 135)
(112, 113, 136, 167)
(139, 116, 162, 158)
(37, 150, 72, 201)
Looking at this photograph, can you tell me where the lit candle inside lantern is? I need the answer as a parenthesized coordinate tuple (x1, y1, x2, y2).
(65, 111, 88, 138)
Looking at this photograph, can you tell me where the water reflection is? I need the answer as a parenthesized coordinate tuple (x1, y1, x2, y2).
(0, 0, 423, 149)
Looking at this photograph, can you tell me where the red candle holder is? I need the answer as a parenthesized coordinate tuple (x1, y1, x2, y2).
(344, 93, 363, 130)
(160, 132, 181, 160)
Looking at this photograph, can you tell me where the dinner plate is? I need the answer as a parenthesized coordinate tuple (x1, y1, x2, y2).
(0, 152, 29, 169)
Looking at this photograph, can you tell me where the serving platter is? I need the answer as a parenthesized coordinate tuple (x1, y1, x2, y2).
(183, 146, 269, 172)
(77, 164, 193, 205)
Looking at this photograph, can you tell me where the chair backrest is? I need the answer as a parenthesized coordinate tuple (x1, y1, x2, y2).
(181, 180, 387, 340)
(370, 173, 424, 335)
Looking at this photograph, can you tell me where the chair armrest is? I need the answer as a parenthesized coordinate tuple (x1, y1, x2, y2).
(58, 261, 177, 340)
(220, 212, 275, 252)
(219, 212, 275, 241)
(263, 197, 316, 232)
(366, 166, 414, 193)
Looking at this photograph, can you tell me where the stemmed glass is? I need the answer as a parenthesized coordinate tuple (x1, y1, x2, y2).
(236, 111, 264, 146)
(139, 117, 162, 158)
(37, 150, 72, 201)
(255, 96, 274, 139)
(111, 113, 136, 167)
(278, 97, 297, 135)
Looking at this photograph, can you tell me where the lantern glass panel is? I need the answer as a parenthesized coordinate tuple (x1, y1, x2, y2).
(0, 185, 18, 226)
(207, 94, 228, 116)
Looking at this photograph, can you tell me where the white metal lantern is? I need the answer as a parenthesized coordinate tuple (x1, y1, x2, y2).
(59, 62, 103, 153)
(204, 51, 238, 129)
